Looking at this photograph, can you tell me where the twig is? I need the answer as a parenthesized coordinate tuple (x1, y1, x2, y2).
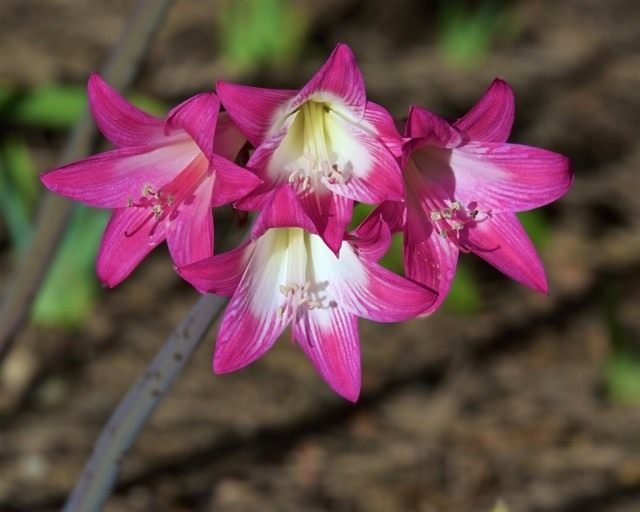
(63, 293, 227, 512)
(0, 0, 174, 362)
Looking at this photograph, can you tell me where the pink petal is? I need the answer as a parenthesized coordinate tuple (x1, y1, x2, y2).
(450, 142, 573, 212)
(349, 212, 392, 261)
(166, 93, 220, 161)
(403, 228, 459, 312)
(294, 308, 361, 402)
(166, 178, 214, 267)
(216, 80, 296, 147)
(41, 141, 197, 208)
(96, 207, 167, 287)
(298, 190, 352, 254)
(291, 43, 366, 119)
(178, 241, 252, 295)
(464, 212, 548, 293)
(365, 201, 406, 234)
(251, 185, 318, 239)
(211, 154, 262, 207)
(324, 122, 404, 203)
(454, 78, 515, 143)
(213, 252, 290, 373)
(364, 101, 404, 158)
(213, 112, 248, 162)
(344, 257, 438, 321)
(404, 106, 463, 155)
(87, 73, 163, 147)
(234, 128, 291, 210)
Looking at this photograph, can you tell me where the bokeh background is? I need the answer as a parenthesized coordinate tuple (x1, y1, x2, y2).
(1, 0, 640, 511)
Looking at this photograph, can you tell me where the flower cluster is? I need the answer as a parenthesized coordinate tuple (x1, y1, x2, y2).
(41, 44, 572, 401)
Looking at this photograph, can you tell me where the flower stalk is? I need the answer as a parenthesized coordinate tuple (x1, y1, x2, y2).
(63, 293, 226, 512)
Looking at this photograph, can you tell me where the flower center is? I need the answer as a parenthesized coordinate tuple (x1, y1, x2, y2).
(285, 101, 348, 192)
(268, 228, 336, 319)
(430, 200, 490, 249)
(123, 154, 207, 238)
(124, 183, 177, 237)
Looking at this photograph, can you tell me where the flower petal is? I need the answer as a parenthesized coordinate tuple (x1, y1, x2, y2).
(216, 80, 296, 147)
(41, 141, 198, 208)
(96, 207, 167, 287)
(323, 116, 404, 203)
(403, 229, 459, 313)
(178, 241, 252, 295)
(349, 212, 392, 262)
(450, 142, 573, 212)
(313, 238, 437, 321)
(454, 78, 515, 143)
(166, 178, 214, 267)
(364, 101, 404, 158)
(87, 73, 163, 147)
(251, 185, 318, 239)
(291, 43, 366, 119)
(404, 106, 463, 157)
(166, 93, 220, 161)
(213, 233, 293, 373)
(294, 307, 361, 402)
(298, 189, 352, 254)
(211, 154, 262, 207)
(464, 212, 548, 293)
(352, 258, 438, 320)
(213, 112, 248, 161)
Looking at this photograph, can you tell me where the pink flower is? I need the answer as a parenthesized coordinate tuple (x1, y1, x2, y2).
(216, 43, 404, 253)
(179, 187, 437, 402)
(379, 79, 573, 310)
(41, 73, 260, 287)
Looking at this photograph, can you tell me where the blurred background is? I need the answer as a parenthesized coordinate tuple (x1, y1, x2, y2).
(1, 0, 639, 511)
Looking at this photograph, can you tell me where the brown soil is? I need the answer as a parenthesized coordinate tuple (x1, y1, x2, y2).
(1, 1, 640, 511)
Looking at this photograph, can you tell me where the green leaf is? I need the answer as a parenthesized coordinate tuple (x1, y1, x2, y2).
(217, 0, 308, 71)
(31, 206, 108, 327)
(0, 84, 86, 129)
(0, 138, 38, 252)
(0, 84, 167, 129)
(437, 1, 518, 68)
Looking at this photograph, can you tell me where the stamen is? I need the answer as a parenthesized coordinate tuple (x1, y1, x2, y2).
(286, 101, 351, 193)
(429, 199, 491, 251)
(277, 279, 332, 318)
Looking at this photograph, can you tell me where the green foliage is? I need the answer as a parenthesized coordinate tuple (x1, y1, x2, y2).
(437, 0, 519, 67)
(0, 84, 86, 129)
(32, 206, 108, 327)
(0, 138, 38, 252)
(517, 209, 551, 249)
(0, 84, 166, 129)
(605, 349, 640, 405)
(602, 284, 640, 404)
(217, 0, 308, 71)
(490, 499, 509, 512)
(443, 260, 481, 314)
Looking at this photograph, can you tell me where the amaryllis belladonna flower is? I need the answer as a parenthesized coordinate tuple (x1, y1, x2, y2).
(216, 43, 404, 253)
(377, 79, 572, 309)
(41, 73, 260, 287)
(179, 187, 437, 402)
